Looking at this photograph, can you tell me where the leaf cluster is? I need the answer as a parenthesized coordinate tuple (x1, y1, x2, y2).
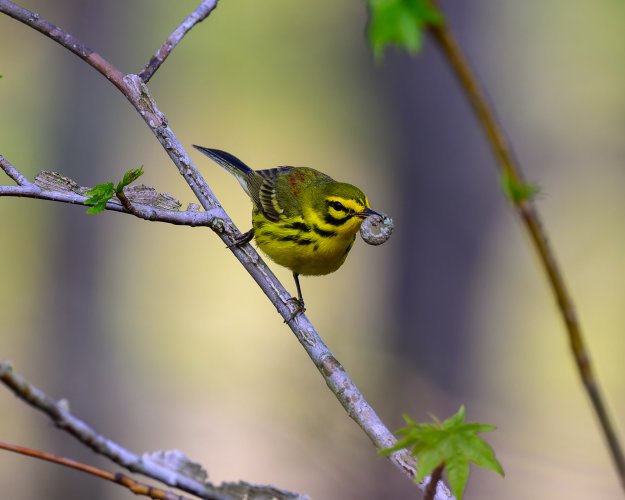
(84, 167, 144, 214)
(381, 406, 503, 499)
(367, 0, 443, 60)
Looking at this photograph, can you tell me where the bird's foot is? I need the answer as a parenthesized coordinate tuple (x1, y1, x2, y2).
(226, 228, 254, 248)
(284, 297, 306, 323)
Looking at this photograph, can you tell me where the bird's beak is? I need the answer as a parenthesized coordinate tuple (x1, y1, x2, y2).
(356, 207, 382, 219)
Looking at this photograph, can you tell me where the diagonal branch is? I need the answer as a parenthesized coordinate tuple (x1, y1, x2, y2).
(0, 0, 432, 494)
(0, 0, 126, 93)
(0, 154, 31, 186)
(139, 0, 218, 83)
(429, 14, 625, 490)
(0, 441, 192, 500)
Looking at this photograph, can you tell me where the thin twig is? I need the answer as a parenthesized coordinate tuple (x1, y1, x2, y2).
(116, 189, 138, 213)
(0, 154, 31, 186)
(0, 441, 191, 500)
(423, 463, 444, 500)
(0, 2, 430, 493)
(0, 0, 126, 93)
(0, 362, 232, 500)
(139, 0, 218, 83)
(429, 14, 625, 491)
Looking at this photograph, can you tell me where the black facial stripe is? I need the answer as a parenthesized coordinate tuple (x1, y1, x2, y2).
(323, 214, 350, 226)
(313, 225, 337, 238)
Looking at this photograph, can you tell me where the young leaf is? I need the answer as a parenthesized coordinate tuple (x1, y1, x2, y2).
(501, 170, 540, 203)
(83, 167, 144, 215)
(116, 166, 144, 193)
(381, 405, 504, 499)
(367, 0, 444, 60)
(84, 182, 114, 214)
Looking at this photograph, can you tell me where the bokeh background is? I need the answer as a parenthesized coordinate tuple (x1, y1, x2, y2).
(1, 1, 624, 498)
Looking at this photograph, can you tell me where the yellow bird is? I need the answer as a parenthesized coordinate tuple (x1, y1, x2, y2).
(194, 146, 383, 312)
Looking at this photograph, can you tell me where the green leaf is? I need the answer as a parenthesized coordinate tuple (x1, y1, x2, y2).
(116, 166, 144, 193)
(381, 406, 504, 499)
(446, 452, 470, 499)
(83, 167, 143, 215)
(413, 446, 445, 483)
(501, 170, 540, 203)
(367, 0, 444, 60)
(457, 433, 505, 476)
(84, 182, 114, 215)
(460, 423, 497, 433)
(442, 405, 465, 430)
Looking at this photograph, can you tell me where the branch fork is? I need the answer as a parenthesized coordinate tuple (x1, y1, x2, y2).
(0, 0, 429, 496)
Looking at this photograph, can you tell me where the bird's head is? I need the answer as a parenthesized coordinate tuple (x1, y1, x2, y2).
(308, 182, 381, 235)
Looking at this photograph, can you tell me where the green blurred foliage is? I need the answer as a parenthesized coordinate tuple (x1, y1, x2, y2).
(500, 170, 540, 204)
(367, 0, 443, 59)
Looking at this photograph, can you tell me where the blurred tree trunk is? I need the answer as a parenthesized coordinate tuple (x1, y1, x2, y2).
(386, 3, 499, 389)
(35, 2, 137, 498)
(357, 4, 505, 499)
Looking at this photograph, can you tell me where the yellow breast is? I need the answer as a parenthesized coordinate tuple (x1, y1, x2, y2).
(252, 210, 362, 276)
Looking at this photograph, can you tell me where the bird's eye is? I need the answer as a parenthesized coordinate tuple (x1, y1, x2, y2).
(329, 201, 346, 212)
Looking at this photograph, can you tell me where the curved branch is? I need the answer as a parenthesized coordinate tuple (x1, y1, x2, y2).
(429, 14, 625, 489)
(139, 0, 218, 83)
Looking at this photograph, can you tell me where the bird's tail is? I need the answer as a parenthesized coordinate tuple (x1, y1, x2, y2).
(193, 145, 255, 182)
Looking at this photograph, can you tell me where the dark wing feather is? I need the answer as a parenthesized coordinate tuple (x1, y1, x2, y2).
(255, 167, 293, 222)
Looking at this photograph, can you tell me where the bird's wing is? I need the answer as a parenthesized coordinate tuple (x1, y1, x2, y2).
(255, 167, 294, 222)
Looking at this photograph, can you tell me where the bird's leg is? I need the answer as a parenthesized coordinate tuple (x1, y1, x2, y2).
(293, 273, 305, 306)
(285, 272, 306, 322)
(227, 228, 254, 248)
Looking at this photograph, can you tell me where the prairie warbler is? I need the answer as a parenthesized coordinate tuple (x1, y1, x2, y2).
(194, 145, 383, 312)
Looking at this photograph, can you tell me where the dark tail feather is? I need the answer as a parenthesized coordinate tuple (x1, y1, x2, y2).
(193, 145, 254, 176)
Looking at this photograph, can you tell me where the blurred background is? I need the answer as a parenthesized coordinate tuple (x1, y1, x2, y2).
(1, 1, 624, 498)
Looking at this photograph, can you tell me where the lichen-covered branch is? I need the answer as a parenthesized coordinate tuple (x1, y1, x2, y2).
(0, 161, 219, 228)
